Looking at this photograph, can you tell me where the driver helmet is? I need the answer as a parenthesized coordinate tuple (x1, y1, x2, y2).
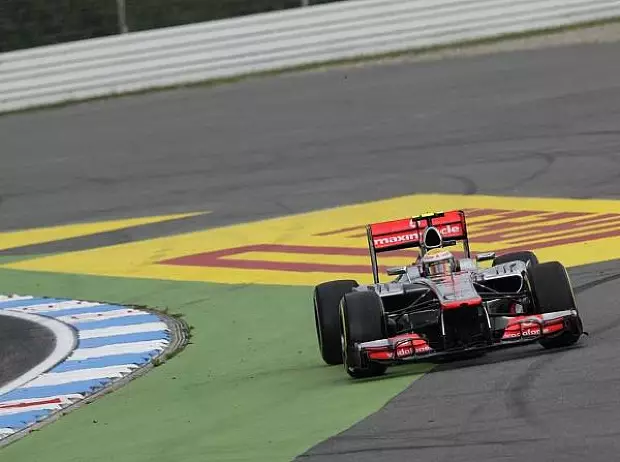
(421, 249, 456, 276)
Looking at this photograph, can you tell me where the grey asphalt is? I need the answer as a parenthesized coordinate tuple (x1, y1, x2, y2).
(1, 37, 620, 461)
(0, 315, 55, 388)
(1, 42, 620, 235)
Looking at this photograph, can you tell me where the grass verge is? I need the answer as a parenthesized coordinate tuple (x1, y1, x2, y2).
(0, 268, 431, 462)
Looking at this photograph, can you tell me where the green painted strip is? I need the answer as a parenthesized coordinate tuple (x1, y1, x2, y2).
(0, 268, 431, 462)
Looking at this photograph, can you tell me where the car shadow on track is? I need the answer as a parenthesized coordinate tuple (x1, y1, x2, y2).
(426, 343, 585, 375)
(349, 342, 588, 383)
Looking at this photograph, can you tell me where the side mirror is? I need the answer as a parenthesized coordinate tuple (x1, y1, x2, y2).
(386, 266, 407, 276)
(476, 252, 496, 262)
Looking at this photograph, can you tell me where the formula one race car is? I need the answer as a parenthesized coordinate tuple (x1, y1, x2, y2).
(313, 210, 584, 378)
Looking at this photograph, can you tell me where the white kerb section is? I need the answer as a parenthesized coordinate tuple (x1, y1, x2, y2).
(0, 311, 77, 397)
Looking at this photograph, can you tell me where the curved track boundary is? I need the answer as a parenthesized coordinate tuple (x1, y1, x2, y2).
(0, 309, 76, 397)
(0, 295, 189, 447)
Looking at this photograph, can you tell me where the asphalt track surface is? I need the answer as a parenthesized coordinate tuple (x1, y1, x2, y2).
(0, 315, 55, 389)
(1, 38, 620, 461)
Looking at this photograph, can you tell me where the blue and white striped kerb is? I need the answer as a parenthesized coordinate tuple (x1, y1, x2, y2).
(0, 295, 171, 440)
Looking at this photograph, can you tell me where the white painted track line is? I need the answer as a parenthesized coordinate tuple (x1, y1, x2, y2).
(78, 322, 169, 339)
(69, 340, 169, 360)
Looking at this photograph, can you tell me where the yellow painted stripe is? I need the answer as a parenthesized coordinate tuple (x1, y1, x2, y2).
(5, 193, 620, 286)
(0, 212, 206, 251)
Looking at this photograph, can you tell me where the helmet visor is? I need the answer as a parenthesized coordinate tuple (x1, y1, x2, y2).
(428, 260, 452, 276)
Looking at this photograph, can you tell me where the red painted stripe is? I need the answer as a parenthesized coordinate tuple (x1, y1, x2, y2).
(159, 244, 461, 274)
(0, 397, 62, 409)
(497, 227, 620, 253)
(471, 211, 586, 236)
(504, 215, 620, 245)
(472, 213, 619, 243)
(160, 244, 420, 262)
(161, 244, 376, 273)
(471, 212, 584, 238)
(466, 210, 544, 227)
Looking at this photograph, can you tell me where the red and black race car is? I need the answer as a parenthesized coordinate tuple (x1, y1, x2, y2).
(313, 210, 585, 379)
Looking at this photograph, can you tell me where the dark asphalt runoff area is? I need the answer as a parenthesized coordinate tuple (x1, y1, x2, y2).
(0, 315, 55, 389)
(1, 36, 620, 461)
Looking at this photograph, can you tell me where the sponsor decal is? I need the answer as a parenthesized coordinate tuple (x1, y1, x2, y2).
(396, 346, 414, 357)
(503, 316, 541, 340)
(373, 224, 463, 248)
(414, 344, 432, 354)
(366, 334, 431, 360)
(374, 232, 419, 248)
(521, 327, 542, 337)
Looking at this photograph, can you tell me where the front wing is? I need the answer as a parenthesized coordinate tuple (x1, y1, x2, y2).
(354, 310, 581, 365)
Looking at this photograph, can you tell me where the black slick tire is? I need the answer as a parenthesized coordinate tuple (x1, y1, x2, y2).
(528, 261, 583, 349)
(313, 280, 358, 365)
(340, 291, 388, 379)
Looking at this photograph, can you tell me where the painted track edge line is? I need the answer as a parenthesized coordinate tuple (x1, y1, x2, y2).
(0, 300, 190, 449)
(0, 311, 77, 396)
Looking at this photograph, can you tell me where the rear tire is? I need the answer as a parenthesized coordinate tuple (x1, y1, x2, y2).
(528, 261, 583, 349)
(314, 280, 358, 365)
(493, 251, 538, 268)
(340, 291, 388, 379)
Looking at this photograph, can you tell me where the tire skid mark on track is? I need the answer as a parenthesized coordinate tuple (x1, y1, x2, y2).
(443, 174, 479, 195)
(299, 434, 550, 458)
(505, 354, 556, 429)
(574, 272, 620, 296)
(514, 152, 556, 187)
(504, 271, 620, 432)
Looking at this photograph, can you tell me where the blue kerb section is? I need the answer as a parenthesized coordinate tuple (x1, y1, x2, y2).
(33, 304, 127, 318)
(79, 330, 169, 348)
(0, 379, 113, 403)
(0, 298, 64, 309)
(52, 352, 159, 372)
(0, 410, 52, 429)
(73, 313, 161, 330)
(0, 294, 172, 440)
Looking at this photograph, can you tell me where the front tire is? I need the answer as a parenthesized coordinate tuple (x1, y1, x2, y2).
(340, 291, 388, 379)
(528, 261, 583, 349)
(493, 250, 539, 268)
(314, 280, 358, 365)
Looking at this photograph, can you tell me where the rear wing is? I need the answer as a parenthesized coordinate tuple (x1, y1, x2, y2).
(365, 210, 470, 283)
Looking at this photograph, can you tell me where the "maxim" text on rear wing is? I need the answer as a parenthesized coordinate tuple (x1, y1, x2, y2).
(365, 210, 470, 283)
